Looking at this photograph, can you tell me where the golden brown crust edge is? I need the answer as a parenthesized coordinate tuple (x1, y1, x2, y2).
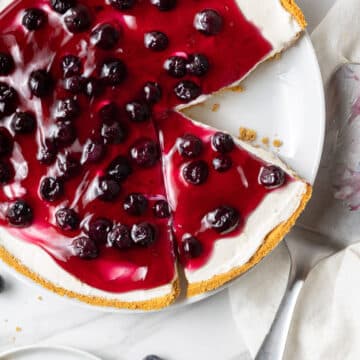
(187, 183, 312, 297)
(281, 0, 307, 28)
(0, 245, 180, 310)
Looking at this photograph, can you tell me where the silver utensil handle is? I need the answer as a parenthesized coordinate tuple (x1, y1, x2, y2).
(255, 273, 304, 360)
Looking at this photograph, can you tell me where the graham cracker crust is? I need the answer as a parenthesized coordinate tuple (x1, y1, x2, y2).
(281, 0, 307, 28)
(0, 244, 180, 311)
(187, 183, 312, 297)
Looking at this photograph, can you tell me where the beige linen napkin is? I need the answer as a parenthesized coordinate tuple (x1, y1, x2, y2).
(230, 0, 360, 358)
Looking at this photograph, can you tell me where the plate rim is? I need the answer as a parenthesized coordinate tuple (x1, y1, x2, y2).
(0, 32, 326, 314)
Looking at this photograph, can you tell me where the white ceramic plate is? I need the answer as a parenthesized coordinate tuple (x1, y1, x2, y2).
(2, 33, 325, 313)
(0, 345, 101, 360)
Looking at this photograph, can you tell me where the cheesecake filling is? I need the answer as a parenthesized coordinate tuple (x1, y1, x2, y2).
(0, 0, 304, 297)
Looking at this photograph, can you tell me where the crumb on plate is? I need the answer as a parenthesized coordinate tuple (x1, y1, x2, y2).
(211, 103, 220, 112)
(239, 127, 257, 142)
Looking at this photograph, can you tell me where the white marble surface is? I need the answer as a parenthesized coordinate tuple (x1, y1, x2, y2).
(0, 1, 335, 359)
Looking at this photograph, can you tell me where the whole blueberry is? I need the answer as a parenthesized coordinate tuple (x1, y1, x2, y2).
(99, 102, 118, 122)
(212, 155, 232, 172)
(100, 58, 127, 86)
(61, 55, 82, 78)
(0, 53, 15, 75)
(182, 235, 203, 259)
(131, 222, 156, 247)
(107, 223, 133, 250)
(194, 9, 223, 36)
(150, 0, 176, 11)
(55, 207, 80, 231)
(63, 76, 85, 94)
(123, 193, 148, 216)
(0, 82, 18, 118)
(88, 217, 112, 244)
(101, 120, 127, 144)
(22, 8, 47, 31)
(0, 161, 13, 184)
(38, 138, 57, 165)
(125, 101, 151, 123)
(144, 31, 169, 51)
(82, 139, 106, 163)
(50, 0, 76, 14)
(153, 199, 170, 218)
(106, 156, 132, 182)
(96, 177, 121, 202)
(259, 165, 285, 188)
(55, 98, 80, 122)
(28, 70, 54, 98)
(174, 80, 201, 101)
(0, 128, 13, 157)
(57, 153, 80, 179)
(6, 200, 33, 227)
(130, 138, 159, 168)
(64, 5, 92, 33)
(212, 132, 234, 153)
(83, 77, 104, 98)
(40, 177, 63, 202)
(206, 206, 240, 234)
(164, 56, 187, 78)
(109, 0, 136, 10)
(91, 23, 120, 50)
(143, 82, 162, 104)
(186, 53, 209, 76)
(182, 160, 209, 185)
(53, 122, 76, 147)
(177, 134, 203, 158)
(72, 236, 99, 259)
(11, 112, 36, 134)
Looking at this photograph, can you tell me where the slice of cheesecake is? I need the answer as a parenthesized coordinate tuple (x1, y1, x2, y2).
(0, 0, 308, 310)
(157, 112, 311, 297)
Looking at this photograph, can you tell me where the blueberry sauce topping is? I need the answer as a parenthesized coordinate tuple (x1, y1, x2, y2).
(126, 101, 151, 122)
(194, 9, 223, 36)
(259, 165, 285, 188)
(106, 156, 132, 182)
(0, 53, 15, 76)
(130, 138, 159, 168)
(177, 134, 203, 158)
(182, 235, 203, 259)
(144, 31, 169, 51)
(123, 193, 148, 216)
(164, 56, 187, 78)
(101, 120, 127, 144)
(82, 139, 106, 163)
(53, 122, 76, 147)
(72, 236, 99, 259)
(38, 138, 57, 165)
(55, 98, 80, 122)
(63, 76, 85, 94)
(55, 207, 80, 231)
(64, 5, 92, 33)
(153, 200, 170, 218)
(182, 160, 209, 185)
(57, 153, 80, 179)
(143, 82, 162, 104)
(212, 132, 234, 153)
(0, 83, 18, 118)
(96, 177, 121, 202)
(28, 70, 54, 98)
(212, 155, 232, 172)
(107, 223, 133, 249)
(0, 128, 13, 157)
(83, 77, 104, 98)
(39, 177, 64, 202)
(109, 0, 136, 10)
(6, 200, 33, 227)
(11, 112, 36, 134)
(100, 58, 127, 86)
(50, 0, 76, 14)
(205, 205, 240, 234)
(186, 53, 210, 76)
(91, 23, 120, 50)
(0, 161, 13, 184)
(22, 8, 47, 31)
(174, 80, 201, 101)
(150, 0, 176, 11)
(131, 222, 156, 247)
(61, 55, 82, 78)
(87, 217, 112, 244)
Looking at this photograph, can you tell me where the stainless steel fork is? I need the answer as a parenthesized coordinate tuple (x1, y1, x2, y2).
(255, 226, 340, 360)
